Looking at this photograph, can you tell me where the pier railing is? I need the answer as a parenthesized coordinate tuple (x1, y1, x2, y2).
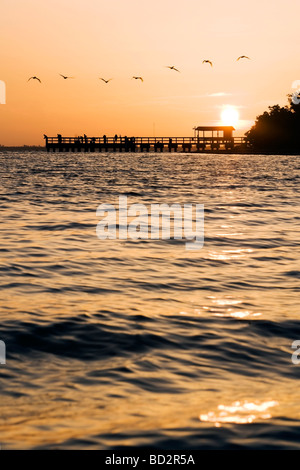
(44, 135, 247, 153)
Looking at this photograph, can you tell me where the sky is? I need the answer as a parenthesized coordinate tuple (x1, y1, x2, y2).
(0, 0, 300, 145)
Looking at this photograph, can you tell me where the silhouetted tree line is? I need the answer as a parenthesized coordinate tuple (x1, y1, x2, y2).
(245, 95, 300, 153)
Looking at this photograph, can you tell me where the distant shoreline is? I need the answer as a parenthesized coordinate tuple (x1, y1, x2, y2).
(0, 146, 45, 151)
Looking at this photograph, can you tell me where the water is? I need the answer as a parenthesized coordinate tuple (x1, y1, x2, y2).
(0, 151, 299, 449)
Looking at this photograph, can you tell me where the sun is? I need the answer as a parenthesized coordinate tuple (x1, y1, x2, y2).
(221, 106, 239, 126)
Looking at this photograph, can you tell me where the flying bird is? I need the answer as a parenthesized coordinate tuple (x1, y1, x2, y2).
(166, 66, 180, 72)
(99, 78, 112, 83)
(202, 60, 213, 67)
(59, 74, 74, 79)
(132, 76, 143, 82)
(28, 76, 41, 83)
(237, 56, 250, 61)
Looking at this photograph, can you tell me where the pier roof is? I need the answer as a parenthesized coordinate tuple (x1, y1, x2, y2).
(193, 126, 235, 131)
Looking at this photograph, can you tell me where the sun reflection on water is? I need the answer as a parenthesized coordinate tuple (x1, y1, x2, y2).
(190, 295, 262, 318)
(200, 400, 278, 427)
(208, 249, 253, 261)
(213, 310, 262, 319)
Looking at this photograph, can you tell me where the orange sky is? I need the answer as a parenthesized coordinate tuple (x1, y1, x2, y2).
(1, 0, 299, 145)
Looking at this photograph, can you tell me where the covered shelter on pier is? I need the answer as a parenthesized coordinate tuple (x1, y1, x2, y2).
(193, 125, 235, 150)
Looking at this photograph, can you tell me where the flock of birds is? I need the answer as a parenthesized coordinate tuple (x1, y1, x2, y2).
(28, 56, 251, 84)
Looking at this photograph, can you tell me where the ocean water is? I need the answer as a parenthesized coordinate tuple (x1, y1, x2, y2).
(0, 151, 299, 449)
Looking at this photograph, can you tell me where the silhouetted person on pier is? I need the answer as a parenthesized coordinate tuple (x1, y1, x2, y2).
(84, 134, 88, 144)
(43, 134, 48, 145)
(114, 134, 118, 142)
(103, 135, 107, 144)
(57, 134, 62, 144)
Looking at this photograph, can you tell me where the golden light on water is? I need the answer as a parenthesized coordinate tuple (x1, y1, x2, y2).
(208, 248, 253, 261)
(200, 400, 279, 427)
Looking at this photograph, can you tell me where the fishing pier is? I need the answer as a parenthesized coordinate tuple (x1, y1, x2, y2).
(44, 126, 246, 153)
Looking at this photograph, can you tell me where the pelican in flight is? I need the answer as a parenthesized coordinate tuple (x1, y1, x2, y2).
(99, 78, 112, 83)
(202, 60, 213, 67)
(59, 74, 74, 79)
(28, 76, 41, 83)
(237, 55, 250, 61)
(166, 66, 180, 72)
(132, 76, 143, 82)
